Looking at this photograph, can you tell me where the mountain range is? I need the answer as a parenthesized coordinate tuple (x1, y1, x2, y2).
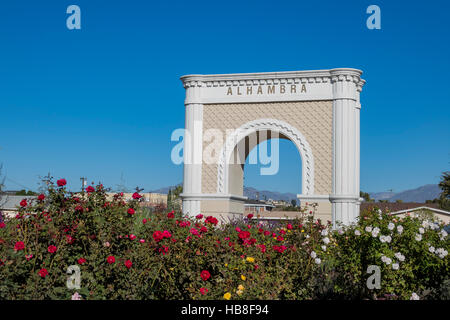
(151, 183, 442, 203)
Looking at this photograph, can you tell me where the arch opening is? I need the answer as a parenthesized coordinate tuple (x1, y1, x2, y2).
(217, 118, 314, 197)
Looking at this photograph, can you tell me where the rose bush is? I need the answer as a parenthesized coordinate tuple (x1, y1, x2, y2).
(0, 179, 448, 300)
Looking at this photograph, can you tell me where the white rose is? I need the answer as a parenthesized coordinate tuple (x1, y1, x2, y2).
(323, 237, 330, 244)
(314, 258, 321, 264)
(415, 234, 422, 241)
(392, 263, 399, 270)
(385, 235, 392, 243)
(321, 229, 328, 236)
(365, 226, 373, 233)
(310, 251, 317, 259)
(321, 245, 327, 251)
(354, 230, 361, 236)
(397, 225, 403, 234)
(410, 292, 420, 300)
(388, 222, 395, 230)
(419, 227, 425, 234)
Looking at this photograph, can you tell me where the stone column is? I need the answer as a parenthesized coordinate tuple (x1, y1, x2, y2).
(181, 81, 203, 216)
(330, 69, 365, 227)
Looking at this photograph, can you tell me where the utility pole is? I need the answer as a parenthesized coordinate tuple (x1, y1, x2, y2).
(80, 177, 87, 192)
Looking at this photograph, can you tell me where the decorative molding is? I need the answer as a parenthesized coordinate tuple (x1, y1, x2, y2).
(181, 68, 365, 105)
(217, 118, 314, 195)
(181, 193, 247, 202)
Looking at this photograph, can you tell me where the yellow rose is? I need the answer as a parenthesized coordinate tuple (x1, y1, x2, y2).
(238, 284, 244, 291)
(241, 275, 246, 281)
(225, 263, 228, 267)
(246, 257, 255, 263)
(236, 290, 243, 295)
(223, 292, 231, 300)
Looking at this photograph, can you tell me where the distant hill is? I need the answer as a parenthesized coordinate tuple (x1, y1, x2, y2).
(243, 187, 298, 203)
(149, 184, 298, 203)
(150, 183, 442, 204)
(149, 183, 182, 194)
(369, 184, 441, 203)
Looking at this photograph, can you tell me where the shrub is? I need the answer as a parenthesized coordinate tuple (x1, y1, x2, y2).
(0, 179, 448, 300)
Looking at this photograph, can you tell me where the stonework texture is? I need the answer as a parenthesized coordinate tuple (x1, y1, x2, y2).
(201, 101, 333, 195)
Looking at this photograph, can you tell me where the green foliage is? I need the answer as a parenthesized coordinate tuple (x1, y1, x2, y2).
(14, 190, 38, 196)
(0, 181, 448, 300)
(360, 191, 374, 202)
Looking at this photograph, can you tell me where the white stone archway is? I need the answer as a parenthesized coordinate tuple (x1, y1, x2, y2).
(179, 68, 365, 227)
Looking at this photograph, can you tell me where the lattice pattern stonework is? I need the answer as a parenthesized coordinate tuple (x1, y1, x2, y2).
(201, 101, 333, 195)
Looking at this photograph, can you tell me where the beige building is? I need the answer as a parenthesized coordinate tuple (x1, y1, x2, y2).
(106, 192, 167, 207)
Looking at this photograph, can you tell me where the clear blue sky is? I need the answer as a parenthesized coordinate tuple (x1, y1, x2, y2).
(0, 0, 449, 194)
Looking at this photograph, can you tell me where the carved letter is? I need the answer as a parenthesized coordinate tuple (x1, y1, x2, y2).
(280, 85, 285, 94)
(291, 85, 296, 93)
(301, 84, 307, 93)
(247, 86, 252, 95)
(267, 85, 275, 94)
(237, 86, 242, 95)
(227, 87, 232, 95)
(257, 86, 263, 94)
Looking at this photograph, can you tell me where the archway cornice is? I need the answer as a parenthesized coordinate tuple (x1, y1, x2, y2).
(181, 68, 364, 105)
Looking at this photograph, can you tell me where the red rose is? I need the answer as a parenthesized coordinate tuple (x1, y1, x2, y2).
(78, 258, 86, 265)
(14, 241, 25, 251)
(75, 205, 84, 212)
(129, 234, 137, 240)
(20, 199, 27, 207)
(57, 179, 67, 187)
(195, 214, 203, 219)
(124, 260, 132, 269)
(66, 235, 74, 244)
(48, 245, 57, 253)
(162, 230, 172, 238)
(132, 192, 141, 199)
(167, 210, 175, 219)
(38, 268, 48, 278)
(247, 214, 254, 219)
(200, 287, 208, 295)
(142, 218, 147, 224)
(200, 270, 210, 281)
(86, 186, 95, 193)
(200, 226, 208, 233)
(287, 223, 293, 230)
(106, 256, 115, 264)
(153, 231, 164, 242)
(38, 194, 45, 201)
(0, 222, 5, 229)
(205, 216, 218, 225)
(238, 231, 251, 240)
(127, 208, 135, 215)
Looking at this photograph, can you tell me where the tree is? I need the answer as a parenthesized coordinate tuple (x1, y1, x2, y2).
(172, 185, 183, 198)
(15, 189, 37, 196)
(290, 199, 297, 207)
(438, 171, 450, 210)
(360, 191, 374, 202)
